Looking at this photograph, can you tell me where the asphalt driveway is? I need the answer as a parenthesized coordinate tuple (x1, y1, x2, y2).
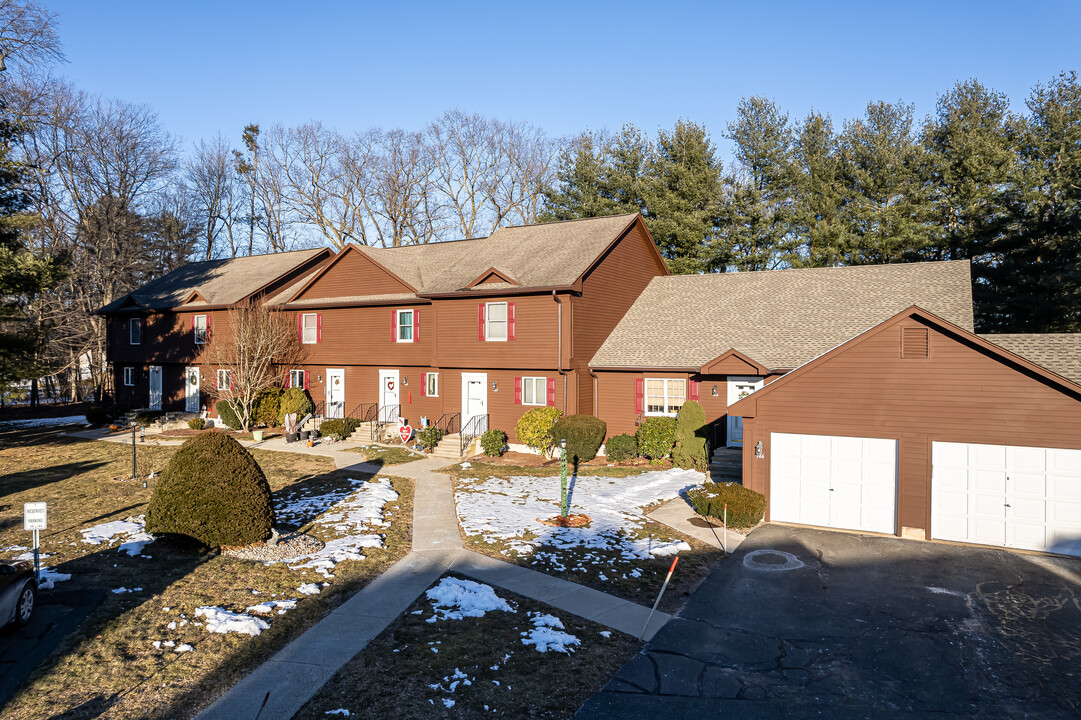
(577, 524, 1081, 719)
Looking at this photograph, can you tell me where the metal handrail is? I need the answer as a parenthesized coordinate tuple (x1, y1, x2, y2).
(371, 404, 401, 441)
(460, 413, 488, 456)
(435, 412, 460, 436)
(349, 402, 377, 423)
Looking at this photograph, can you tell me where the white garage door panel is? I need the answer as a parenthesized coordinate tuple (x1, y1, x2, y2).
(770, 432, 897, 534)
(932, 442, 1081, 558)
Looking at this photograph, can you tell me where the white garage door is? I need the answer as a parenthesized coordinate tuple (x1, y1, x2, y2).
(932, 442, 1081, 557)
(770, 433, 898, 534)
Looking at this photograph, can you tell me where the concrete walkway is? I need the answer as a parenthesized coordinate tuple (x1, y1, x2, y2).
(647, 495, 747, 553)
(194, 448, 676, 720)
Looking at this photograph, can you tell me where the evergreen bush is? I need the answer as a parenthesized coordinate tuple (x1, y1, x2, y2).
(417, 426, 446, 450)
(252, 387, 284, 427)
(187, 417, 206, 430)
(604, 433, 638, 462)
(145, 431, 275, 547)
(85, 405, 109, 426)
(215, 400, 243, 430)
(278, 388, 314, 425)
(515, 407, 563, 457)
(319, 417, 360, 440)
(685, 482, 766, 529)
(672, 400, 708, 470)
(549, 415, 606, 464)
(636, 416, 677, 462)
(480, 429, 508, 456)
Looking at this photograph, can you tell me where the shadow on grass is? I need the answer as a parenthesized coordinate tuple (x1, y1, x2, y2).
(0, 460, 110, 501)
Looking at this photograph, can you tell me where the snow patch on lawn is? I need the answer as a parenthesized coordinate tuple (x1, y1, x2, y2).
(37, 566, 70, 589)
(298, 582, 322, 595)
(81, 516, 155, 556)
(246, 599, 298, 615)
(455, 468, 701, 562)
(521, 612, 579, 653)
(324, 710, 351, 717)
(0, 415, 87, 429)
(194, 606, 270, 636)
(426, 578, 515, 622)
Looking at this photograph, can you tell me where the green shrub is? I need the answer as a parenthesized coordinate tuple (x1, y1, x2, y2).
(672, 400, 708, 470)
(480, 429, 508, 456)
(134, 410, 163, 426)
(549, 415, 606, 464)
(319, 417, 361, 440)
(604, 433, 638, 462)
(685, 482, 766, 529)
(215, 400, 243, 430)
(187, 417, 206, 430)
(515, 406, 563, 457)
(278, 387, 314, 425)
(636, 416, 677, 462)
(252, 387, 284, 427)
(85, 405, 110, 426)
(417, 426, 446, 450)
(145, 431, 275, 547)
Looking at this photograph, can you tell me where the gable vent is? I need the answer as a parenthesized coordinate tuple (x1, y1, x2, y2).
(901, 327, 929, 358)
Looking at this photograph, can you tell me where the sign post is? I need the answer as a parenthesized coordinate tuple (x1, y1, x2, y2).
(23, 502, 46, 581)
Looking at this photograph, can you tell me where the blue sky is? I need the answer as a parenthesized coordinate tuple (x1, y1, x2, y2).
(46, 0, 1081, 156)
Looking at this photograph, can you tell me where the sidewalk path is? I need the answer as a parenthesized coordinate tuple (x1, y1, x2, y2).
(647, 495, 747, 553)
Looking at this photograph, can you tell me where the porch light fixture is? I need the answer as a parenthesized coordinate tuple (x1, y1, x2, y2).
(712, 384, 719, 396)
(755, 441, 764, 458)
(403, 376, 408, 386)
(492, 380, 498, 391)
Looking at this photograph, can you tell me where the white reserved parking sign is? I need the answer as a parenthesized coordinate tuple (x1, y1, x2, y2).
(23, 502, 47, 531)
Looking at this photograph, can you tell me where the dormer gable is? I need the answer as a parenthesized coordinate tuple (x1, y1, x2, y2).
(180, 290, 209, 305)
(699, 349, 769, 375)
(290, 245, 416, 302)
(465, 267, 519, 289)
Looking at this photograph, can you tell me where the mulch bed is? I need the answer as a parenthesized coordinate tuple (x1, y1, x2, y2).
(537, 513, 591, 528)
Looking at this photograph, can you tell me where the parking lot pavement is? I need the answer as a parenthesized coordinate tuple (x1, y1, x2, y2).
(0, 588, 104, 707)
(578, 524, 1081, 719)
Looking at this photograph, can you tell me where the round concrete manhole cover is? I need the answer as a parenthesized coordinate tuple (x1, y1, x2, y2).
(743, 549, 804, 571)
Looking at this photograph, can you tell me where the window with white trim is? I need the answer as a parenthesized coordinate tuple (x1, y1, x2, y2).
(217, 369, 231, 390)
(194, 314, 208, 344)
(289, 370, 305, 388)
(129, 318, 142, 345)
(396, 309, 414, 343)
(521, 376, 547, 406)
(301, 313, 318, 344)
(123, 367, 135, 386)
(485, 302, 507, 341)
(426, 372, 439, 397)
(645, 378, 685, 416)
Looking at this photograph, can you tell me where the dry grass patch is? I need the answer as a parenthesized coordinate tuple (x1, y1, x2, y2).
(294, 573, 639, 719)
(0, 428, 413, 720)
(341, 444, 425, 465)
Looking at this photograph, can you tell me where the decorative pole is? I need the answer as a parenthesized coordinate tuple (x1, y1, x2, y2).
(131, 421, 138, 482)
(559, 437, 568, 517)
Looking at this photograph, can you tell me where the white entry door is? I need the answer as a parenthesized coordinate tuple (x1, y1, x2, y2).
(184, 367, 200, 413)
(932, 442, 1081, 557)
(326, 369, 345, 419)
(148, 366, 162, 411)
(378, 369, 399, 422)
(770, 432, 898, 534)
(727, 376, 763, 447)
(461, 373, 488, 430)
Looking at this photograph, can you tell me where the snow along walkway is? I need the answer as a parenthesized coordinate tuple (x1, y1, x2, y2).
(166, 448, 672, 720)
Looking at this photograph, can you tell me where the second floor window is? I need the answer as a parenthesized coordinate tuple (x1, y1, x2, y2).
(194, 315, 208, 344)
(217, 369, 231, 390)
(123, 367, 135, 386)
(481, 301, 515, 341)
(396, 309, 415, 343)
(300, 313, 320, 344)
(129, 318, 142, 345)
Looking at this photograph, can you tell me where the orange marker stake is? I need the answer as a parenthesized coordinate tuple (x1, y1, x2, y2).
(639, 555, 679, 641)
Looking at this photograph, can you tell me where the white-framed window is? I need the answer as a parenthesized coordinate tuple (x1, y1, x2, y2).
(645, 378, 686, 416)
(485, 302, 507, 341)
(194, 314, 208, 344)
(129, 318, 142, 345)
(426, 372, 439, 397)
(396, 309, 414, 343)
(521, 376, 547, 406)
(289, 369, 305, 388)
(302, 313, 318, 344)
(123, 367, 135, 386)
(217, 369, 231, 390)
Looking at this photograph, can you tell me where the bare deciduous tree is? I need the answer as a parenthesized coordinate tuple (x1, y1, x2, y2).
(0, 0, 63, 74)
(187, 134, 240, 259)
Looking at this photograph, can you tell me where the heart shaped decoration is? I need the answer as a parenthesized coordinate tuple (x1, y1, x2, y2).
(399, 424, 413, 444)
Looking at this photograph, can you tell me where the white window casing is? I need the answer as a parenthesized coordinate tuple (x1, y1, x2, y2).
(645, 378, 686, 416)
(486, 302, 508, 341)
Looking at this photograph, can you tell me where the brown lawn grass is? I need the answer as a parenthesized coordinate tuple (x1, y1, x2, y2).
(293, 573, 639, 720)
(341, 444, 425, 465)
(0, 424, 413, 720)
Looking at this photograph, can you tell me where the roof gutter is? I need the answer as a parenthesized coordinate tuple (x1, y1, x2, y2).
(419, 285, 575, 300)
(275, 298, 432, 310)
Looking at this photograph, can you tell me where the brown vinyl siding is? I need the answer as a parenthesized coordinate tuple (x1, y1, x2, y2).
(294, 249, 412, 300)
(739, 316, 1081, 537)
(433, 295, 560, 371)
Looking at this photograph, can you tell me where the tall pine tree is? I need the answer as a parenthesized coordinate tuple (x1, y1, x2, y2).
(791, 111, 845, 267)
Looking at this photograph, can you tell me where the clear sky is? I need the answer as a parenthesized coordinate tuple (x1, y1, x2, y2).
(44, 0, 1081, 156)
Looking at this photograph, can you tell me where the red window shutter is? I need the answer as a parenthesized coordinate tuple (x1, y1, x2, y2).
(191, 316, 195, 340)
(283, 369, 289, 388)
(634, 378, 644, 414)
(420, 372, 427, 396)
(478, 304, 485, 341)
(414, 309, 419, 341)
(304, 370, 310, 391)
(508, 302, 516, 341)
(297, 314, 303, 343)
(391, 310, 397, 342)
(316, 314, 322, 343)
(546, 377, 556, 406)
(230, 372, 236, 392)
(214, 372, 218, 390)
(689, 380, 700, 401)
(514, 377, 522, 404)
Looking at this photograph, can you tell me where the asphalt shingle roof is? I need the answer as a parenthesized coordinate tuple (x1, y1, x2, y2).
(981, 334, 1081, 384)
(590, 260, 974, 370)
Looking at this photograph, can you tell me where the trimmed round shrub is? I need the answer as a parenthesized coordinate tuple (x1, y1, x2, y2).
(480, 428, 508, 456)
(187, 417, 206, 430)
(278, 388, 314, 425)
(685, 482, 766, 529)
(636, 416, 677, 461)
(672, 400, 708, 470)
(85, 405, 109, 426)
(252, 387, 284, 427)
(417, 426, 445, 450)
(549, 415, 606, 464)
(215, 399, 243, 430)
(604, 433, 638, 462)
(145, 431, 275, 547)
(320, 417, 360, 440)
(515, 406, 563, 457)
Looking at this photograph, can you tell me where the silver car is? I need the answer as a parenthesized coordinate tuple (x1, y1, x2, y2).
(0, 560, 36, 629)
